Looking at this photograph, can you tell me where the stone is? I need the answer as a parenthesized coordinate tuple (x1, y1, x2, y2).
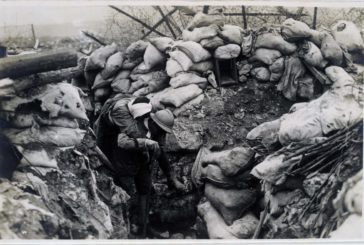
(165, 118, 203, 152)
(214, 44, 241, 59)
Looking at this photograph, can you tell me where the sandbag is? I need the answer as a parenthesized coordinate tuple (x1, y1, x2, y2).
(3, 126, 86, 147)
(16, 145, 58, 169)
(160, 84, 202, 108)
(170, 72, 207, 88)
(111, 78, 131, 94)
(255, 31, 297, 54)
(332, 20, 364, 51)
(122, 57, 143, 70)
(186, 12, 224, 30)
(128, 80, 148, 94)
(329, 214, 362, 239)
(238, 63, 252, 76)
(166, 59, 184, 77)
(100, 51, 124, 79)
(85, 43, 118, 71)
(241, 32, 253, 56)
(204, 183, 257, 225)
(0, 112, 33, 128)
(143, 43, 166, 70)
(345, 178, 362, 215)
(198, 201, 258, 239)
(251, 67, 270, 82)
(175, 41, 211, 63)
(249, 48, 282, 65)
(147, 72, 169, 93)
(40, 83, 88, 120)
(197, 201, 237, 239)
(148, 87, 174, 110)
(214, 44, 241, 59)
(190, 60, 214, 73)
(34, 115, 79, 129)
(247, 118, 282, 150)
(183, 25, 219, 43)
(309, 30, 323, 47)
(278, 100, 323, 144)
(219, 25, 243, 44)
(92, 73, 112, 90)
(325, 66, 355, 87)
(206, 70, 218, 88)
(201, 164, 249, 189)
(133, 87, 150, 97)
(277, 56, 306, 101)
(299, 41, 328, 69)
(200, 147, 255, 177)
(269, 57, 285, 82)
(173, 94, 204, 116)
(124, 40, 149, 60)
(297, 75, 314, 100)
(200, 36, 225, 50)
(250, 153, 302, 185)
(94, 87, 111, 102)
(281, 18, 313, 41)
(320, 32, 344, 66)
(226, 212, 259, 239)
(131, 62, 153, 75)
(168, 50, 194, 71)
(149, 37, 174, 52)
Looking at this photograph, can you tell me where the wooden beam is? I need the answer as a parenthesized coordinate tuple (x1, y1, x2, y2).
(223, 12, 309, 17)
(312, 7, 318, 30)
(0, 49, 78, 80)
(0, 46, 7, 58)
(109, 5, 166, 37)
(13, 66, 83, 92)
(242, 6, 248, 29)
(141, 8, 178, 39)
(155, 6, 177, 39)
(81, 30, 107, 46)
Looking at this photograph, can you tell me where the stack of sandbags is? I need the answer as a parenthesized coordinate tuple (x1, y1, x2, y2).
(191, 147, 259, 239)
(0, 81, 88, 169)
(241, 18, 359, 101)
(248, 66, 362, 150)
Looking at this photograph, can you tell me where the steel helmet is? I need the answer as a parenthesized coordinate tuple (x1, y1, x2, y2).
(150, 109, 174, 133)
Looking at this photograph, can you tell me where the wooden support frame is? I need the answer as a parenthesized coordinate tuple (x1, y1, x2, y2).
(242, 6, 248, 29)
(109, 5, 167, 37)
(312, 7, 318, 30)
(155, 6, 177, 39)
(141, 8, 178, 39)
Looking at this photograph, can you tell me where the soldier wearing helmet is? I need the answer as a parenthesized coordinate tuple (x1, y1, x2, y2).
(94, 94, 185, 237)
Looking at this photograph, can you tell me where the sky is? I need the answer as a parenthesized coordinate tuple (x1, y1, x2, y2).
(0, 6, 111, 27)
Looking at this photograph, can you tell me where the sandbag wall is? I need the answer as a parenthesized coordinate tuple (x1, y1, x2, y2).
(191, 147, 260, 239)
(0, 78, 88, 171)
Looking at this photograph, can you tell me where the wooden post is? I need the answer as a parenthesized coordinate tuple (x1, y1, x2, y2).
(155, 6, 177, 39)
(203, 6, 209, 14)
(312, 7, 318, 30)
(142, 8, 178, 39)
(242, 6, 248, 29)
(0, 46, 7, 58)
(31, 24, 36, 44)
(0, 49, 78, 79)
(81, 30, 107, 46)
(109, 5, 167, 37)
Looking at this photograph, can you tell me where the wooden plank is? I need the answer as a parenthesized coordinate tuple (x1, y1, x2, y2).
(109, 5, 166, 37)
(0, 46, 7, 58)
(242, 6, 248, 29)
(141, 8, 178, 39)
(155, 6, 177, 39)
(81, 30, 107, 46)
(13, 66, 83, 92)
(312, 7, 318, 30)
(0, 49, 78, 80)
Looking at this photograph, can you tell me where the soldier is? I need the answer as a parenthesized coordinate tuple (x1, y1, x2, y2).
(94, 94, 185, 237)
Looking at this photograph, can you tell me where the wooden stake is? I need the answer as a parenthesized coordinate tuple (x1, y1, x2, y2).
(242, 6, 248, 29)
(313, 7, 318, 30)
